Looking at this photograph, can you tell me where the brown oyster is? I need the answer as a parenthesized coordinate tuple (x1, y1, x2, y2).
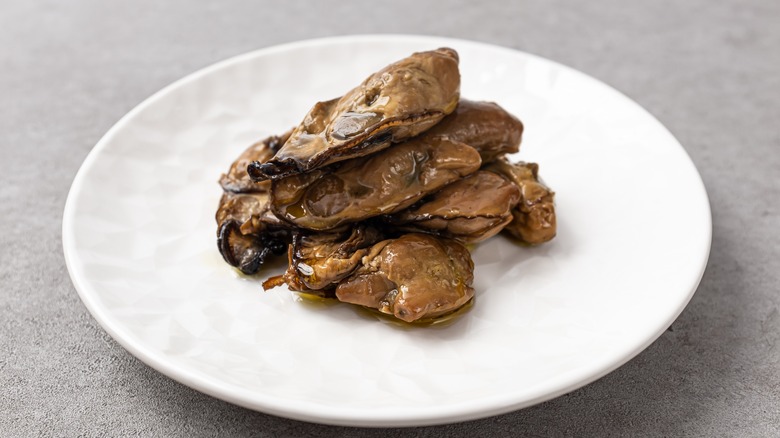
(335, 234, 475, 323)
(215, 135, 294, 275)
(423, 99, 523, 163)
(248, 48, 461, 180)
(216, 192, 291, 275)
(212, 46, 556, 325)
(269, 225, 385, 293)
(387, 170, 521, 243)
(484, 159, 557, 244)
(219, 131, 291, 193)
(270, 136, 482, 230)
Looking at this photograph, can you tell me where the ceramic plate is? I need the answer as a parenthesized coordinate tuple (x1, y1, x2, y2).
(62, 35, 711, 427)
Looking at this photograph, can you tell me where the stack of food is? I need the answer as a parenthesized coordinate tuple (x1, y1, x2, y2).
(215, 48, 556, 323)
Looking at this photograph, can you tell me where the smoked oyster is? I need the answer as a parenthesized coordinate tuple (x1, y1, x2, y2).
(215, 133, 294, 275)
(248, 48, 461, 180)
(270, 136, 482, 230)
(423, 99, 524, 163)
(213, 46, 556, 324)
(267, 225, 385, 294)
(387, 170, 521, 243)
(216, 192, 291, 275)
(484, 159, 557, 244)
(335, 234, 475, 323)
(219, 131, 290, 193)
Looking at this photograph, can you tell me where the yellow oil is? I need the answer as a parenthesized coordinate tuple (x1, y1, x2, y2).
(293, 291, 341, 309)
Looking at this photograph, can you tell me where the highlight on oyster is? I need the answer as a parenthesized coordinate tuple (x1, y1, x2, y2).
(215, 47, 557, 323)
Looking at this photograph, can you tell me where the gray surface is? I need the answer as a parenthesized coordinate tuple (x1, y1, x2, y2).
(2, 0, 778, 436)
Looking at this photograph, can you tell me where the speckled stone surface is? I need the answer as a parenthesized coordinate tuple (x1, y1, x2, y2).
(1, 0, 778, 436)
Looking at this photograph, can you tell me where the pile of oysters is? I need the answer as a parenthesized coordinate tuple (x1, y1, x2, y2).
(216, 48, 556, 323)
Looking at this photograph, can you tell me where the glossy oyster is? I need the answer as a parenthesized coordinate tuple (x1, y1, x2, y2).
(423, 99, 523, 163)
(485, 159, 557, 244)
(335, 234, 475, 323)
(216, 132, 298, 274)
(271, 136, 482, 230)
(216, 192, 291, 275)
(387, 170, 521, 243)
(269, 225, 385, 293)
(248, 48, 461, 180)
(219, 131, 291, 193)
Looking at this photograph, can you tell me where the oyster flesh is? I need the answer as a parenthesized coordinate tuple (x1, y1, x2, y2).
(215, 134, 294, 274)
(219, 131, 290, 193)
(424, 99, 524, 163)
(275, 225, 385, 293)
(216, 192, 291, 275)
(485, 159, 557, 244)
(271, 136, 482, 230)
(335, 234, 475, 323)
(248, 48, 461, 180)
(387, 170, 521, 243)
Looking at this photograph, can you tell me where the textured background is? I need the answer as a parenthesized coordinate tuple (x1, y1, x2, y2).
(2, 0, 778, 436)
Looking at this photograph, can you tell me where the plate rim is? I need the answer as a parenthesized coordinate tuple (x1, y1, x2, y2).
(62, 34, 712, 427)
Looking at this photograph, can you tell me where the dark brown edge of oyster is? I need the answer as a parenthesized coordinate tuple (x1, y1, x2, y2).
(217, 220, 288, 275)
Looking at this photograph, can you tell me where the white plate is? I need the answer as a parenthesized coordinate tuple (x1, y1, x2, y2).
(63, 35, 711, 427)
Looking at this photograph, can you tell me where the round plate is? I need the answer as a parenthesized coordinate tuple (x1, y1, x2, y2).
(63, 35, 711, 427)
